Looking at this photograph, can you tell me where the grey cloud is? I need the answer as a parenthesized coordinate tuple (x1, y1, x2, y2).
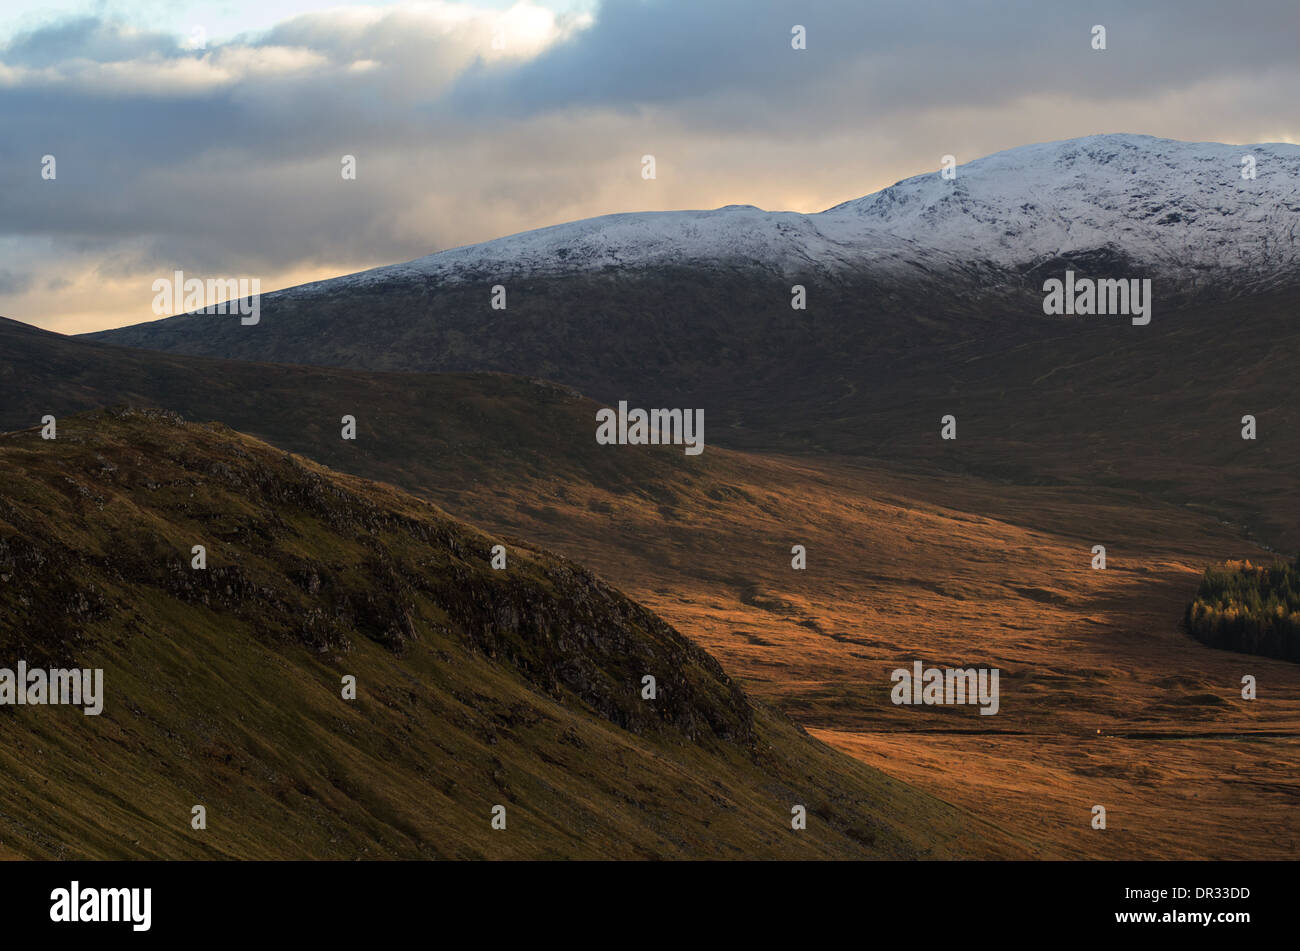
(0, 16, 180, 67)
(449, 0, 1300, 120)
(0, 270, 33, 295)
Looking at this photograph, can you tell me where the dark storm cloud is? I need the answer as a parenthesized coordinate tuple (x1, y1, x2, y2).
(449, 0, 1300, 120)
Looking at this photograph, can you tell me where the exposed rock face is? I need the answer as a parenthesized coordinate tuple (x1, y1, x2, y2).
(0, 407, 753, 745)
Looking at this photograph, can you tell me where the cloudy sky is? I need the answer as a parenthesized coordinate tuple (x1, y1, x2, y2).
(2, 0, 1298, 334)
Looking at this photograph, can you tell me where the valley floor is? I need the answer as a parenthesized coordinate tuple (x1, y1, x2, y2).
(435, 449, 1300, 860)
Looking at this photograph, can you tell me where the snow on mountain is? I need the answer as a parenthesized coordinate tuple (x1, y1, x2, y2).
(832, 134, 1300, 278)
(281, 133, 1300, 298)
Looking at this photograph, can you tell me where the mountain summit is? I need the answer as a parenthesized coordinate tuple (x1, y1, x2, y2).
(83, 134, 1300, 414)
(240, 134, 1300, 291)
(267, 134, 1300, 293)
(830, 133, 1300, 281)
(90, 133, 1300, 347)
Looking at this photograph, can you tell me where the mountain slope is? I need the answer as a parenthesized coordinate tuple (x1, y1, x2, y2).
(0, 409, 1027, 859)
(3, 323, 1298, 859)
(92, 134, 1300, 316)
(20, 256, 1300, 554)
(832, 134, 1300, 286)
(79, 139, 1300, 496)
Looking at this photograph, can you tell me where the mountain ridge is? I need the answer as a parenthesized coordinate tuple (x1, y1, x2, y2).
(87, 132, 1300, 348)
(248, 133, 1300, 291)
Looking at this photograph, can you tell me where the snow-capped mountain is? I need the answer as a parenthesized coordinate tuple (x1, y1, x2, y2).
(833, 134, 1300, 282)
(85, 133, 1300, 385)
(282, 133, 1300, 298)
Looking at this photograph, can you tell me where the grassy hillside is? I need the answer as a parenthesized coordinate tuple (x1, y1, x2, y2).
(65, 277, 1300, 556)
(0, 409, 1025, 859)
(3, 317, 1300, 858)
(12, 304, 1300, 557)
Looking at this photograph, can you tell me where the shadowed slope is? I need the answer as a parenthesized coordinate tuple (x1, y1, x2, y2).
(0, 409, 1025, 859)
